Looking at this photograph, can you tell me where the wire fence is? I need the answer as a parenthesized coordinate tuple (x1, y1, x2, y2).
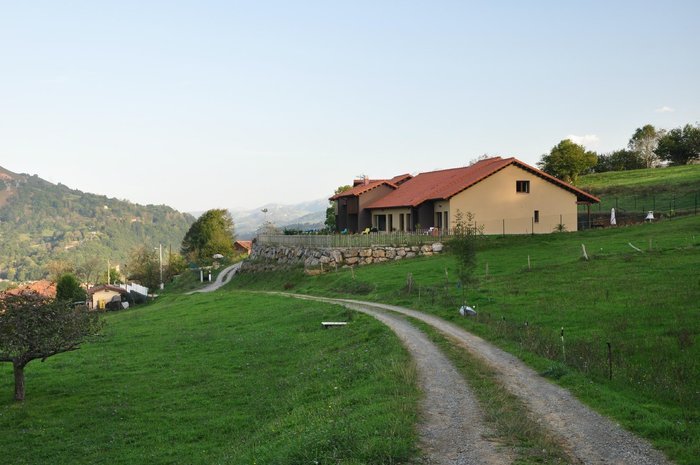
(580, 190, 700, 217)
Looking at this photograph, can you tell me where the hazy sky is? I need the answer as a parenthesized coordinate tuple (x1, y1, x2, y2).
(1, 1, 698, 212)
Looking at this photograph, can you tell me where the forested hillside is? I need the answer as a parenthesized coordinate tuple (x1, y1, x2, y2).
(0, 166, 194, 282)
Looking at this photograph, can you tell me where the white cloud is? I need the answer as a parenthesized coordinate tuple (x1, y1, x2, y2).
(565, 134, 600, 149)
(655, 105, 674, 113)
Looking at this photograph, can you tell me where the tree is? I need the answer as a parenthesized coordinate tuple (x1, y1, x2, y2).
(449, 211, 483, 301)
(325, 185, 352, 232)
(76, 256, 104, 287)
(98, 267, 122, 285)
(594, 149, 644, 172)
(55, 273, 87, 302)
(126, 246, 161, 291)
(538, 139, 598, 183)
(165, 252, 187, 282)
(655, 124, 700, 165)
(628, 124, 662, 168)
(181, 209, 236, 262)
(0, 292, 102, 401)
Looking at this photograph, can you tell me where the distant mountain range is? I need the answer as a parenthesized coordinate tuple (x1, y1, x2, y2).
(0, 165, 194, 282)
(227, 198, 328, 239)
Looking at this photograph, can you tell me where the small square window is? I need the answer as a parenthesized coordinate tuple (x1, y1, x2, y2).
(516, 180, 530, 193)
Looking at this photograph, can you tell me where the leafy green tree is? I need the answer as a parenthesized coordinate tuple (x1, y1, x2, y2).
(449, 211, 483, 300)
(55, 273, 87, 302)
(538, 139, 598, 183)
(98, 267, 122, 285)
(656, 124, 700, 165)
(165, 253, 187, 282)
(325, 185, 352, 232)
(0, 292, 102, 401)
(181, 209, 236, 262)
(594, 149, 645, 172)
(628, 124, 662, 168)
(126, 246, 161, 291)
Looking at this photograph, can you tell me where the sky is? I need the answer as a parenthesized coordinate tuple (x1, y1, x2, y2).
(1, 0, 698, 213)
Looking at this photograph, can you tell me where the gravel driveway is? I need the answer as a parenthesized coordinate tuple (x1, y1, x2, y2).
(187, 262, 242, 294)
(283, 294, 673, 465)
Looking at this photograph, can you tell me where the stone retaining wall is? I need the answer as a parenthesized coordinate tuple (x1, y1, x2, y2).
(242, 241, 444, 273)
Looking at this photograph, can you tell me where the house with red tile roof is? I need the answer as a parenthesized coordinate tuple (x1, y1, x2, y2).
(329, 174, 412, 233)
(234, 240, 252, 255)
(333, 157, 599, 235)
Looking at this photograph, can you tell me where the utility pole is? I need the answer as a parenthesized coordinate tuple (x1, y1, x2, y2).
(159, 244, 164, 290)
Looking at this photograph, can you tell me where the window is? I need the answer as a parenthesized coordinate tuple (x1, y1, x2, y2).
(534, 210, 540, 223)
(375, 215, 387, 231)
(516, 180, 530, 193)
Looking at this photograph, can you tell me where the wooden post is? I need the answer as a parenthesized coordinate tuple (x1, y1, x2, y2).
(587, 204, 591, 230)
(527, 255, 531, 270)
(561, 327, 566, 363)
(581, 244, 589, 260)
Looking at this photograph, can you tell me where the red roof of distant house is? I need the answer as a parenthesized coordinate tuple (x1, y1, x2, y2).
(329, 180, 394, 200)
(330, 173, 414, 201)
(389, 173, 413, 185)
(4, 280, 57, 298)
(235, 240, 252, 250)
(366, 157, 600, 209)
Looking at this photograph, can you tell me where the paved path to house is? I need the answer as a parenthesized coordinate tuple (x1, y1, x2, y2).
(276, 293, 674, 465)
(187, 262, 242, 294)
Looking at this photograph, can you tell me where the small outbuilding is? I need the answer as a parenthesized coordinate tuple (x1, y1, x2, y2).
(88, 285, 130, 310)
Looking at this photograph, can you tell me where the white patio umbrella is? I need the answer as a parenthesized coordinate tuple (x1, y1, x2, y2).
(610, 208, 616, 226)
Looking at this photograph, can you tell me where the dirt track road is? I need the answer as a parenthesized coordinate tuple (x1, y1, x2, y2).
(187, 262, 242, 294)
(282, 294, 673, 465)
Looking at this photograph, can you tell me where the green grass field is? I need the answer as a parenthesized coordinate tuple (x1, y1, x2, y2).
(231, 214, 700, 464)
(0, 293, 418, 465)
(577, 165, 700, 216)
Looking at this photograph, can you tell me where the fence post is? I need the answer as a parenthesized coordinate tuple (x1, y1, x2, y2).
(561, 327, 566, 363)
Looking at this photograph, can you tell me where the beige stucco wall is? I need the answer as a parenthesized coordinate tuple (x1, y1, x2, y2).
(448, 165, 579, 234)
(371, 207, 413, 231)
(92, 290, 121, 309)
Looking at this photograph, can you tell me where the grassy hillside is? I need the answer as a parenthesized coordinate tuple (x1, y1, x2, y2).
(231, 215, 700, 465)
(577, 165, 700, 216)
(0, 293, 418, 464)
(0, 167, 194, 281)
